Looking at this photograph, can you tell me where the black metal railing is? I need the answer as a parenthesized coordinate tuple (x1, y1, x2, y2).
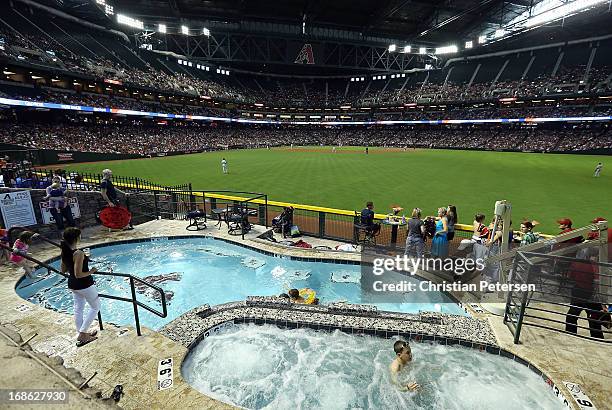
(9, 166, 190, 193)
(504, 250, 611, 344)
(4, 242, 167, 336)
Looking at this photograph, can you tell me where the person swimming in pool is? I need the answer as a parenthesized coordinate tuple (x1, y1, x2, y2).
(288, 288, 319, 305)
(389, 340, 420, 392)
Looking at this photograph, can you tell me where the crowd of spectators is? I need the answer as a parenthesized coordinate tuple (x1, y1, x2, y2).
(1, 16, 612, 109)
(2, 120, 611, 155)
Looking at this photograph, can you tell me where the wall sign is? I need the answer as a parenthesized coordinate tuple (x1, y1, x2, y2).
(40, 197, 81, 224)
(0, 191, 37, 228)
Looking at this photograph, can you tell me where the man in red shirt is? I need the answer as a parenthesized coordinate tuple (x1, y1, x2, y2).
(588, 217, 612, 262)
(557, 218, 583, 243)
(565, 249, 604, 339)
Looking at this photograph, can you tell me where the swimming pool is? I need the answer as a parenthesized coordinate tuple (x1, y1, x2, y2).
(16, 237, 465, 329)
(183, 323, 566, 410)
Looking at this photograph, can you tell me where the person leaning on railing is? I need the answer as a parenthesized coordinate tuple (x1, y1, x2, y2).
(518, 221, 539, 246)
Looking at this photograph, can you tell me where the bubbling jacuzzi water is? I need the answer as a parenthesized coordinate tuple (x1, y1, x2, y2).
(182, 324, 566, 410)
(16, 238, 465, 329)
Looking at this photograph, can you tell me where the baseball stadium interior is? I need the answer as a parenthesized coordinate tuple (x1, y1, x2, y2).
(0, 0, 610, 409)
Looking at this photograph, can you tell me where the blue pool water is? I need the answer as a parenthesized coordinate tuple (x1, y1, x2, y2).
(16, 238, 466, 329)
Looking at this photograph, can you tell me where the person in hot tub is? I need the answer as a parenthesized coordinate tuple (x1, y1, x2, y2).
(390, 340, 420, 392)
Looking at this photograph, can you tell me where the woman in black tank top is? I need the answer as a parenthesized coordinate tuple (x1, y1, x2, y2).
(60, 227, 100, 347)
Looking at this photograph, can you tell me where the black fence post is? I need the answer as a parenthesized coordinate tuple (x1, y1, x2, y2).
(97, 311, 104, 331)
(353, 212, 359, 243)
(264, 195, 268, 228)
(171, 191, 178, 219)
(258, 203, 265, 226)
(153, 191, 159, 219)
(318, 211, 326, 238)
(189, 183, 195, 211)
(210, 196, 216, 212)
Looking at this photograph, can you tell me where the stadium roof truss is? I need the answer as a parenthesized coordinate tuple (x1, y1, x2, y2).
(163, 33, 423, 72)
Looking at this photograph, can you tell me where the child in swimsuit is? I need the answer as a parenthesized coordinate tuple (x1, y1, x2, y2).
(10, 231, 38, 277)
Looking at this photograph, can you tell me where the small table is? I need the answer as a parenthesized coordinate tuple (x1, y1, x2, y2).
(382, 218, 407, 248)
(211, 208, 228, 229)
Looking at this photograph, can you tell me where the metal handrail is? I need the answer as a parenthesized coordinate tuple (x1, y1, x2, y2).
(504, 250, 611, 344)
(3, 243, 167, 336)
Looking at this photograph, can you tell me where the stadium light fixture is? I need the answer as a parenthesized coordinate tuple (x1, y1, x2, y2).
(382, 75, 387, 79)
(372, 76, 376, 80)
(117, 14, 144, 30)
(350, 78, 355, 82)
(181, 25, 189, 35)
(403, 45, 411, 53)
(418, 47, 426, 54)
(465, 41, 473, 49)
(388, 44, 396, 52)
(158, 24, 167, 34)
(401, 73, 405, 77)
(360, 77, 365, 81)
(478, 35, 486, 44)
(495, 29, 506, 38)
(202, 27, 210, 36)
(105, 5, 114, 15)
(226, 70, 230, 75)
(217, 68, 221, 74)
(435, 45, 458, 54)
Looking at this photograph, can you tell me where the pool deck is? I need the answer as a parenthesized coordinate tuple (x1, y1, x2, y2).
(0, 219, 610, 410)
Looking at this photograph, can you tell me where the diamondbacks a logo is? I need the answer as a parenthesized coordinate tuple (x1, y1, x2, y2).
(295, 44, 315, 65)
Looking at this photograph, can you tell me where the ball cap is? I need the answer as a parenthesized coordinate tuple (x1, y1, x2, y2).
(591, 217, 607, 223)
(556, 218, 572, 226)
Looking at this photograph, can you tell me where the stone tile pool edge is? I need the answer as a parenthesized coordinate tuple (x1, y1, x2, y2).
(162, 301, 573, 409)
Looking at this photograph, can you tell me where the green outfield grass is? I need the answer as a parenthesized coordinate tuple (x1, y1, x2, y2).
(64, 147, 611, 233)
